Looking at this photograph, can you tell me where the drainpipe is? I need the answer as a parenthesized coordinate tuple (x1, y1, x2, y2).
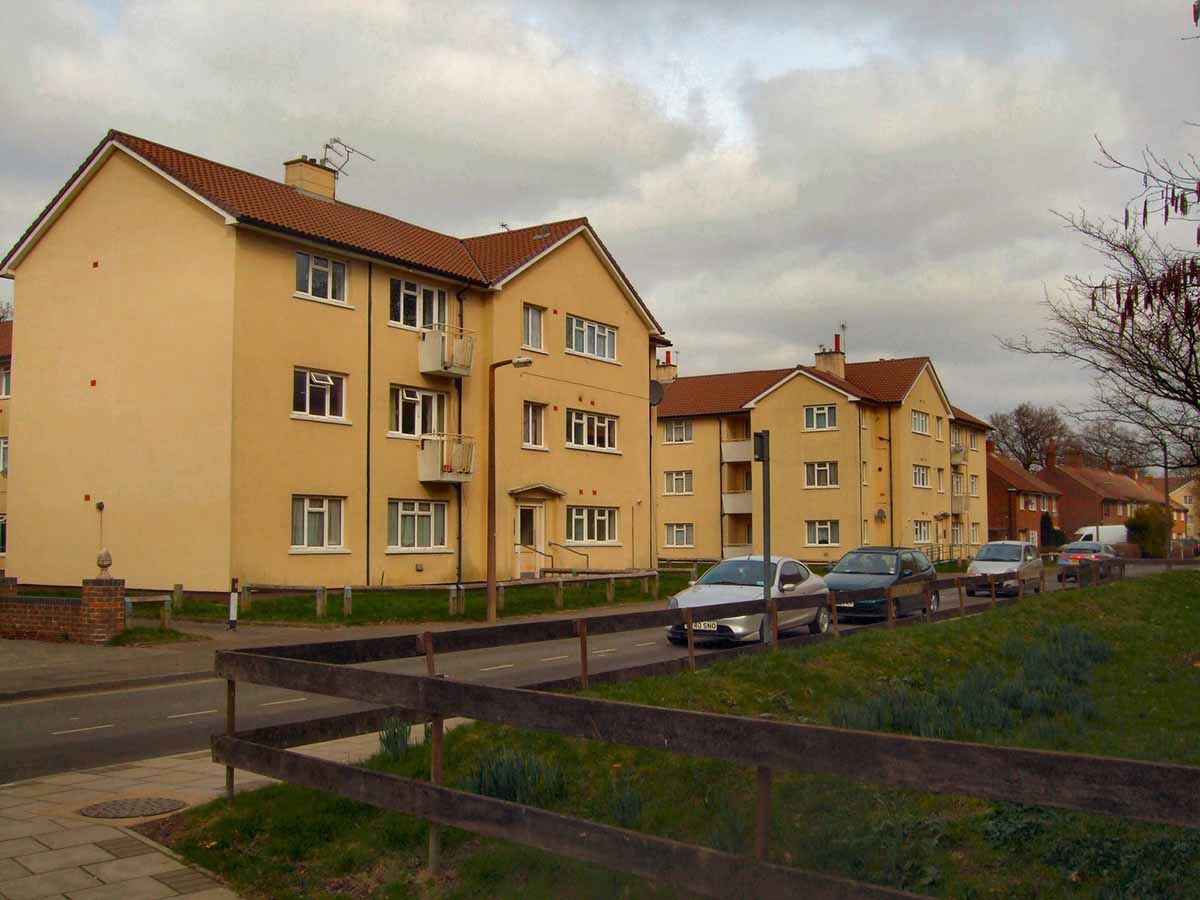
(454, 287, 467, 589)
(887, 408, 895, 545)
(366, 262, 373, 585)
(857, 405, 864, 546)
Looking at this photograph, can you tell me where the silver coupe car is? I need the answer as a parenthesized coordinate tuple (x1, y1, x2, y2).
(665, 555, 829, 644)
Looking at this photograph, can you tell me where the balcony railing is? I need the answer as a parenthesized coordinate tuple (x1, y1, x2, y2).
(950, 445, 967, 466)
(417, 433, 476, 483)
(418, 324, 476, 378)
(721, 491, 754, 516)
(951, 494, 970, 515)
(721, 439, 753, 463)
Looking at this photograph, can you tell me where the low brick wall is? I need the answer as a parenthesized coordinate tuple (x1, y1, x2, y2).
(0, 577, 126, 644)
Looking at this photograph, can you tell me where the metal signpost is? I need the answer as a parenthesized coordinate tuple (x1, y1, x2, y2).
(753, 430, 771, 645)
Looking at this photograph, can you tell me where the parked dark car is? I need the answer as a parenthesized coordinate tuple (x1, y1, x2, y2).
(1055, 541, 1117, 582)
(823, 547, 940, 619)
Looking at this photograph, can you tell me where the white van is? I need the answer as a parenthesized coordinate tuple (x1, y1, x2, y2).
(1074, 525, 1128, 544)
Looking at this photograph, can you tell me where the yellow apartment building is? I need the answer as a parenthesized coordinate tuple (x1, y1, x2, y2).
(654, 339, 989, 564)
(0, 130, 667, 591)
(1172, 479, 1198, 538)
(0, 321, 10, 561)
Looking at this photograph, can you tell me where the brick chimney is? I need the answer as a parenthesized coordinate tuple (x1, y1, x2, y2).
(814, 333, 846, 378)
(654, 349, 678, 384)
(284, 156, 337, 201)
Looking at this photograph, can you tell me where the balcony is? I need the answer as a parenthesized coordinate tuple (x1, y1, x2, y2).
(418, 433, 476, 483)
(723, 544, 753, 559)
(418, 324, 476, 378)
(721, 439, 753, 463)
(950, 445, 967, 466)
(951, 494, 970, 515)
(722, 491, 754, 515)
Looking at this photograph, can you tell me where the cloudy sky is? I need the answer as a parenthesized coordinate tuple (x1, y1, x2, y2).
(2, 1, 1196, 417)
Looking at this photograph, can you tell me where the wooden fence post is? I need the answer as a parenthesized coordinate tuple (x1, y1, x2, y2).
(885, 586, 896, 629)
(554, 579, 565, 609)
(755, 765, 773, 862)
(690, 562, 698, 580)
(448, 585, 457, 616)
(684, 608, 696, 672)
(172, 583, 183, 611)
(160, 597, 171, 629)
(240, 584, 252, 612)
(955, 576, 966, 618)
(922, 583, 931, 618)
(315, 586, 327, 618)
(1039, 568, 1046, 594)
(343, 585, 353, 617)
(225, 679, 236, 802)
(828, 592, 840, 638)
(988, 575, 997, 609)
(1018, 573, 1026, 600)
(641, 575, 650, 594)
(652, 571, 660, 603)
(424, 631, 444, 877)
(768, 597, 779, 647)
(577, 619, 589, 689)
(497, 584, 505, 612)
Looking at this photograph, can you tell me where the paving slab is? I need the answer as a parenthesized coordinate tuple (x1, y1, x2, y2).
(83, 852, 183, 884)
(172, 890, 239, 900)
(0, 859, 30, 882)
(0, 865, 103, 900)
(0, 841, 45, 862)
(0, 821, 61, 843)
(15, 845, 113, 876)
(64, 875, 177, 900)
(34, 830, 123, 852)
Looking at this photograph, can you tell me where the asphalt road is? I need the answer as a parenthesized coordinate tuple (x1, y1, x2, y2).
(0, 564, 1158, 783)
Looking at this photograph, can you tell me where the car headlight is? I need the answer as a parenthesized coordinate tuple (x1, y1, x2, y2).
(966, 564, 978, 575)
(667, 595, 679, 609)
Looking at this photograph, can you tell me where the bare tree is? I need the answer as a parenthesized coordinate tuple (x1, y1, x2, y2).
(1058, 421, 1157, 471)
(0, 302, 12, 322)
(988, 403, 1069, 470)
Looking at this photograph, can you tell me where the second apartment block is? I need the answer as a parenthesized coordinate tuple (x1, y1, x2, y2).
(0, 131, 666, 590)
(654, 338, 989, 564)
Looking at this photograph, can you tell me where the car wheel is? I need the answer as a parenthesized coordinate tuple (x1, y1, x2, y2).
(667, 635, 686, 647)
(809, 605, 831, 634)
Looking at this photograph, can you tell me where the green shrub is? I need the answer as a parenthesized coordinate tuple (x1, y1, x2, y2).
(461, 749, 567, 806)
(378, 718, 412, 763)
(605, 776, 643, 829)
(1126, 506, 1172, 558)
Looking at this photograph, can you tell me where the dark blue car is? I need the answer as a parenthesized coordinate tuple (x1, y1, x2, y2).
(823, 547, 941, 619)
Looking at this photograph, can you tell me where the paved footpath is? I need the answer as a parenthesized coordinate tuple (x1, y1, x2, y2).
(0, 731, 381, 900)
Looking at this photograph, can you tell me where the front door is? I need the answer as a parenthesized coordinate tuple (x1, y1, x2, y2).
(514, 504, 543, 578)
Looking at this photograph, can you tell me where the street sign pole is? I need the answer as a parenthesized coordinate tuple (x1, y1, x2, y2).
(754, 430, 771, 645)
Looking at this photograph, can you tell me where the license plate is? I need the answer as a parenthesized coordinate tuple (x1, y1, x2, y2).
(693, 620, 719, 631)
(836, 601, 854, 608)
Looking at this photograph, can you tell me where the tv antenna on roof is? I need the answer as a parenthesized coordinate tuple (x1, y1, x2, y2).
(321, 137, 375, 176)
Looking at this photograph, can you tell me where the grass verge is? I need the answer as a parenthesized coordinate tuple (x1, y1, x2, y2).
(172, 572, 691, 626)
(145, 571, 1200, 899)
(108, 626, 202, 646)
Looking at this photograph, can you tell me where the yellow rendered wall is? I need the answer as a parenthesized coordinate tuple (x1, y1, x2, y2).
(1170, 481, 1198, 538)
(891, 367, 953, 551)
(749, 374, 866, 564)
(655, 415, 721, 559)
(0, 372, 9, 548)
(962, 423, 989, 546)
(7, 150, 235, 589)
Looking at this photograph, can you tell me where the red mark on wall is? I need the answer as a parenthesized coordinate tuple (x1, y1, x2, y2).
(84, 494, 91, 502)
(90, 379, 96, 387)
(92, 261, 99, 269)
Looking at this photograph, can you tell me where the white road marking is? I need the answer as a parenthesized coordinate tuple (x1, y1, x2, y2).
(167, 709, 218, 719)
(261, 697, 307, 707)
(52, 724, 113, 736)
(540, 655, 570, 662)
(592, 648, 616, 655)
(479, 663, 515, 672)
(634, 641, 656, 647)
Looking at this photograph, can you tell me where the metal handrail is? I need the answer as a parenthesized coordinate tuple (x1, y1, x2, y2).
(518, 544, 554, 578)
(421, 322, 476, 337)
(549, 541, 589, 570)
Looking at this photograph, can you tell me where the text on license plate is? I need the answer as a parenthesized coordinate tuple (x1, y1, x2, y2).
(693, 620, 719, 631)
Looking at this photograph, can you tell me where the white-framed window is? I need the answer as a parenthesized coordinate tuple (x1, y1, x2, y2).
(522, 304, 544, 351)
(665, 523, 694, 547)
(295, 252, 347, 304)
(913, 465, 931, 488)
(664, 419, 693, 443)
(1040, 494, 1047, 511)
(0, 437, 8, 475)
(664, 470, 693, 495)
(806, 520, 840, 546)
(804, 405, 837, 431)
(969, 431, 979, 450)
(937, 468, 946, 492)
(951, 521, 963, 544)
(804, 461, 839, 488)
(388, 279, 447, 330)
(912, 410, 930, 435)
(0, 366, 10, 398)
(523, 402, 545, 448)
(913, 519, 932, 544)
(970, 522, 980, 544)
(292, 368, 345, 420)
(387, 499, 447, 550)
(389, 386, 447, 437)
(290, 496, 344, 549)
(567, 506, 618, 543)
(935, 417, 944, 440)
(1029, 530, 1039, 547)
(1185, 495, 1192, 505)
(567, 409, 618, 451)
(566, 314, 617, 361)
(970, 475, 979, 497)
(952, 472, 965, 496)
(950, 425, 963, 447)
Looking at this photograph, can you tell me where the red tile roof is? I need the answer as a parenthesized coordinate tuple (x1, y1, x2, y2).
(987, 452, 1060, 495)
(657, 368, 794, 418)
(0, 321, 11, 358)
(797, 365, 882, 401)
(2, 131, 662, 333)
(1144, 475, 1192, 496)
(843, 357, 930, 403)
(1050, 464, 1179, 507)
(951, 405, 990, 430)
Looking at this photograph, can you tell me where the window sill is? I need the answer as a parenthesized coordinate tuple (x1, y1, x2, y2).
(913, 432, 930, 437)
(386, 321, 422, 334)
(386, 432, 420, 441)
(522, 345, 549, 356)
(386, 547, 453, 555)
(290, 413, 352, 426)
(804, 544, 841, 548)
(294, 292, 355, 310)
(664, 492, 695, 497)
(522, 444, 550, 452)
(564, 349, 620, 366)
(802, 427, 838, 433)
(664, 545, 695, 550)
(289, 547, 352, 555)
(803, 485, 840, 490)
(564, 541, 623, 548)
(913, 485, 931, 490)
(566, 445, 622, 455)
(663, 440, 694, 445)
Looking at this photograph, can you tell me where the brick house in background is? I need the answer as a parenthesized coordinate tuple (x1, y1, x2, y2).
(1145, 476, 1192, 538)
(986, 448, 1061, 545)
(1039, 442, 1185, 539)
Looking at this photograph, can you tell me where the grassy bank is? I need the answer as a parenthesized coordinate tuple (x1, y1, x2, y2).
(149, 571, 1200, 899)
(172, 572, 690, 626)
(108, 625, 201, 646)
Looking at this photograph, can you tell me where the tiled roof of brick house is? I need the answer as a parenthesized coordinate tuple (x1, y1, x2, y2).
(987, 452, 1061, 495)
(951, 405, 990, 430)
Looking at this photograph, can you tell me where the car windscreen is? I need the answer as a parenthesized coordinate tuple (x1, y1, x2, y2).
(1062, 542, 1101, 553)
(975, 545, 1022, 561)
(831, 551, 897, 576)
(698, 559, 777, 587)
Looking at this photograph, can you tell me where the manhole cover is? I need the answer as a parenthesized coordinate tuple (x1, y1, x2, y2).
(79, 797, 186, 818)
